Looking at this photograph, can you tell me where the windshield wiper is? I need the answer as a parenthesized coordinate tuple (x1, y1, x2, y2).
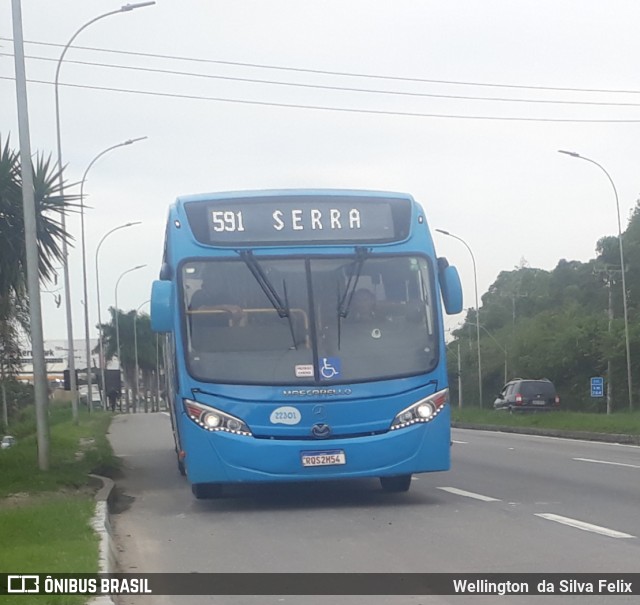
(238, 250, 297, 350)
(337, 247, 370, 348)
(338, 247, 370, 319)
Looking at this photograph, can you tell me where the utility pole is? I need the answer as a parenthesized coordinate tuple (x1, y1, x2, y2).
(1, 365, 8, 430)
(559, 150, 633, 412)
(607, 276, 613, 415)
(594, 264, 620, 415)
(457, 342, 462, 409)
(11, 0, 50, 469)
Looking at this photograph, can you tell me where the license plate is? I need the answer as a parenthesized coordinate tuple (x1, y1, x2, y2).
(532, 399, 546, 405)
(301, 450, 346, 467)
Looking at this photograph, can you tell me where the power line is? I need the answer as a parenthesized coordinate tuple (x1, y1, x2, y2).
(2, 74, 640, 123)
(2, 36, 640, 96)
(2, 51, 640, 108)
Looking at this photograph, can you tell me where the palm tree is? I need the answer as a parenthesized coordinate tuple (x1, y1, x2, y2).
(99, 308, 162, 411)
(0, 134, 75, 388)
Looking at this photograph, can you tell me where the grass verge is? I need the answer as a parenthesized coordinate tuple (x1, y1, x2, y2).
(452, 407, 640, 435)
(0, 403, 118, 604)
(1, 404, 117, 497)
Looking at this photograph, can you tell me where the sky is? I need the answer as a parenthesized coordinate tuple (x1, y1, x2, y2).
(3, 0, 640, 344)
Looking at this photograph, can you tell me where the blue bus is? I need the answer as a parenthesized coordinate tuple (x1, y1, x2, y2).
(151, 189, 462, 499)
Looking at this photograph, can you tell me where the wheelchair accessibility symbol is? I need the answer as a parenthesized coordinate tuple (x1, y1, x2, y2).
(320, 357, 341, 380)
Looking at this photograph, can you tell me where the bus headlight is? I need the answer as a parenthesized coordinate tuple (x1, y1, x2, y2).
(203, 413, 222, 429)
(183, 399, 252, 436)
(416, 403, 435, 418)
(390, 388, 449, 431)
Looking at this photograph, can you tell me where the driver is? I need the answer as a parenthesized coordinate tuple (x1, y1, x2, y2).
(190, 274, 246, 326)
(349, 288, 378, 322)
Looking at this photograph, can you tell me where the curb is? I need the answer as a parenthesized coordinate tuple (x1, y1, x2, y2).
(88, 474, 116, 605)
(452, 422, 640, 445)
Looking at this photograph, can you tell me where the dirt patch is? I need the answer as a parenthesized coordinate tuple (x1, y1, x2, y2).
(0, 486, 97, 510)
(109, 485, 135, 514)
(91, 461, 125, 480)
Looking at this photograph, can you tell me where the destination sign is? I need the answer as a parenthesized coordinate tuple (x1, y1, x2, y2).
(184, 195, 412, 245)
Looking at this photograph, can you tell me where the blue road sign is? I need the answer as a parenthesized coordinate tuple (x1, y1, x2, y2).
(590, 377, 604, 398)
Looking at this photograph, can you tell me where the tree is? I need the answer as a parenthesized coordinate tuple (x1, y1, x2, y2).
(1, 136, 72, 298)
(0, 135, 74, 424)
(451, 200, 640, 411)
(98, 308, 163, 412)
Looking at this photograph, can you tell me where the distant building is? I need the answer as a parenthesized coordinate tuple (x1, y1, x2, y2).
(17, 339, 100, 383)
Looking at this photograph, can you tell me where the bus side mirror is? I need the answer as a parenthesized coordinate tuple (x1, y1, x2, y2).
(438, 261, 463, 315)
(159, 262, 173, 281)
(151, 280, 174, 333)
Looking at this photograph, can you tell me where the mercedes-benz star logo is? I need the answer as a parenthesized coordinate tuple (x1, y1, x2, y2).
(312, 404, 327, 419)
(311, 423, 331, 439)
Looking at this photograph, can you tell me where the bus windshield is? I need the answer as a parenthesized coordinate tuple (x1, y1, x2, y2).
(182, 254, 438, 385)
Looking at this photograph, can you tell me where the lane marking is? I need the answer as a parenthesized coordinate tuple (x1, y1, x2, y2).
(535, 513, 635, 539)
(452, 428, 640, 449)
(452, 440, 468, 444)
(437, 487, 501, 502)
(573, 457, 640, 470)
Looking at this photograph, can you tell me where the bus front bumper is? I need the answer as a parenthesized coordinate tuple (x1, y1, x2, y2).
(182, 408, 450, 485)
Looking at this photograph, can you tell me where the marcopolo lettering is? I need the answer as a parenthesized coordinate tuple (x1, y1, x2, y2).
(282, 388, 352, 397)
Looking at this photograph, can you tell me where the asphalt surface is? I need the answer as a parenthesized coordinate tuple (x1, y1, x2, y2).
(108, 412, 640, 605)
(452, 421, 640, 445)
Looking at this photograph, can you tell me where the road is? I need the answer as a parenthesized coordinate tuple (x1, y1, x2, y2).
(108, 412, 640, 604)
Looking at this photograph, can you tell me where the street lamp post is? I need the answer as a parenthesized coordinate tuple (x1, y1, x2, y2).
(115, 264, 146, 412)
(95, 222, 141, 407)
(457, 341, 462, 409)
(80, 138, 147, 411)
(559, 150, 633, 412)
(155, 334, 161, 412)
(436, 229, 483, 407)
(53, 1, 155, 422)
(133, 300, 150, 413)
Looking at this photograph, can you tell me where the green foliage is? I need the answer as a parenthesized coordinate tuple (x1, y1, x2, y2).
(449, 201, 640, 413)
(0, 135, 75, 292)
(1, 379, 35, 430)
(452, 407, 640, 435)
(97, 308, 163, 404)
(99, 308, 157, 371)
(0, 496, 97, 605)
(0, 402, 118, 497)
(2, 378, 34, 407)
(0, 134, 76, 382)
(0, 402, 112, 605)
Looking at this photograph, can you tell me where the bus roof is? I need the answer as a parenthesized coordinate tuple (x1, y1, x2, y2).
(175, 188, 416, 206)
